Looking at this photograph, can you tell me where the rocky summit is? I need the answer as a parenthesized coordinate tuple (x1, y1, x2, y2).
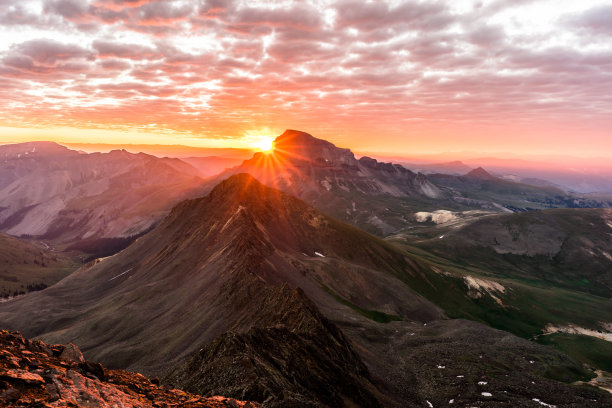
(0, 329, 259, 408)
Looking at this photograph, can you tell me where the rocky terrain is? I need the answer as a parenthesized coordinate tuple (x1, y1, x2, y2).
(0, 329, 258, 407)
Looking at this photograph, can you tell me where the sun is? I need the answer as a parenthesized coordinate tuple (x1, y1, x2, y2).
(253, 137, 275, 153)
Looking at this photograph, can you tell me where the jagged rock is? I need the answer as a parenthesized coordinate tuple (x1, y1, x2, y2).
(0, 330, 260, 408)
(59, 343, 85, 363)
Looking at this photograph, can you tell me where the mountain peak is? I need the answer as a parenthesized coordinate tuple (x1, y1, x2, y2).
(208, 173, 268, 202)
(465, 166, 496, 180)
(0, 141, 73, 157)
(275, 129, 316, 142)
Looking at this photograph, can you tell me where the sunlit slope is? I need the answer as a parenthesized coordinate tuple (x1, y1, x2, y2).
(0, 142, 206, 244)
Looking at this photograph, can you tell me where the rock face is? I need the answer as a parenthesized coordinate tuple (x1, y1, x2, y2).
(0, 141, 206, 244)
(165, 284, 382, 407)
(0, 330, 258, 408)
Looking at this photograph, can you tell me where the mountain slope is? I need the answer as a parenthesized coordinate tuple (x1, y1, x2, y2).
(413, 208, 612, 297)
(1, 174, 610, 406)
(388, 208, 612, 377)
(0, 173, 441, 406)
(0, 142, 206, 244)
(0, 233, 77, 299)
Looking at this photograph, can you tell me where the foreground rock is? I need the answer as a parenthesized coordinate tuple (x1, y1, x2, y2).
(0, 330, 258, 408)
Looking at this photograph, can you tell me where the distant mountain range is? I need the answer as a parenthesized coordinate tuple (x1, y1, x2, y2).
(211, 130, 611, 236)
(0, 141, 206, 246)
(3, 135, 609, 243)
(1, 174, 610, 406)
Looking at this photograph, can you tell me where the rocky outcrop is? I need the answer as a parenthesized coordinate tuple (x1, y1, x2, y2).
(166, 281, 383, 407)
(0, 330, 258, 407)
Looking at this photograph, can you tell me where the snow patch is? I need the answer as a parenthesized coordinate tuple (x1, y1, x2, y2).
(415, 210, 458, 224)
(320, 179, 332, 191)
(464, 276, 506, 306)
(220, 205, 246, 232)
(465, 276, 505, 294)
(478, 381, 487, 385)
(426, 401, 433, 408)
(481, 392, 492, 397)
(543, 323, 612, 342)
(108, 268, 133, 281)
(315, 252, 325, 258)
(533, 398, 557, 407)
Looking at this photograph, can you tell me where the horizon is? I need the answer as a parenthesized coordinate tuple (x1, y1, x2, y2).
(1, 1, 611, 158)
(2, 135, 612, 170)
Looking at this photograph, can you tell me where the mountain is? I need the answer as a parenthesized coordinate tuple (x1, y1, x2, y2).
(464, 166, 498, 180)
(391, 208, 612, 376)
(403, 160, 473, 175)
(0, 173, 439, 406)
(212, 131, 611, 237)
(237, 130, 443, 200)
(212, 130, 456, 235)
(0, 233, 77, 299)
(0, 141, 206, 245)
(408, 207, 612, 297)
(426, 167, 610, 212)
(0, 330, 258, 407)
(1, 174, 610, 406)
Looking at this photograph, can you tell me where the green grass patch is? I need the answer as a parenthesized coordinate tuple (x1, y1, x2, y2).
(537, 333, 612, 373)
(321, 284, 403, 323)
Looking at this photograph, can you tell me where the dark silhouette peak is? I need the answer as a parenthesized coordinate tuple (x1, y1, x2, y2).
(465, 166, 496, 180)
(267, 129, 357, 167)
(210, 173, 263, 196)
(275, 129, 315, 142)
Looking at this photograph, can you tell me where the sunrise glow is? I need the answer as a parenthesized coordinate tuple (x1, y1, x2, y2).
(253, 137, 275, 153)
(0, 0, 611, 159)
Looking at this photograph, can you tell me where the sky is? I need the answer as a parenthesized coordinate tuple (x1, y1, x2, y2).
(0, 0, 611, 157)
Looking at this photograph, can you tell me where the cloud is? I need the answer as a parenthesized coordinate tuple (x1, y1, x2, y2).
(0, 0, 610, 153)
(93, 40, 160, 59)
(8, 39, 93, 65)
(565, 5, 612, 36)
